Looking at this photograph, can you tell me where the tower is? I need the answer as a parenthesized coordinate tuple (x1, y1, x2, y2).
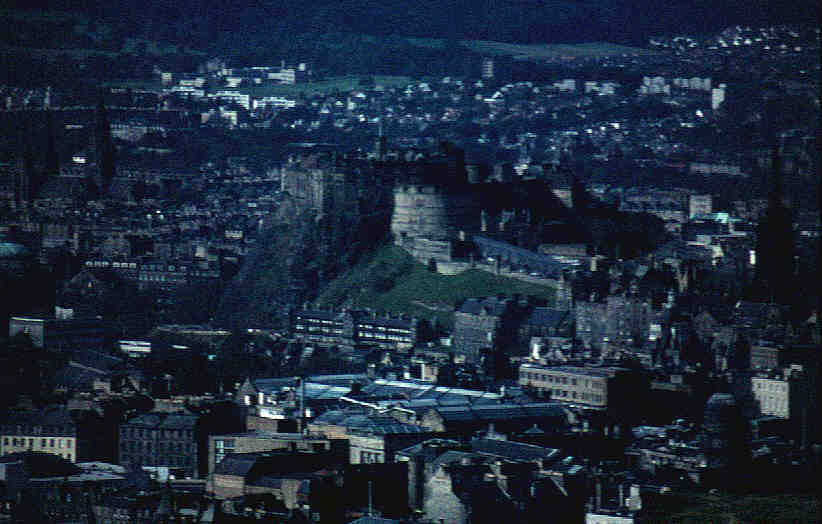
(481, 57, 494, 79)
(375, 119, 387, 161)
(754, 142, 794, 304)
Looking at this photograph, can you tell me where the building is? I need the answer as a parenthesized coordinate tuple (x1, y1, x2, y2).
(118, 412, 199, 478)
(207, 431, 339, 475)
(0, 406, 103, 463)
(711, 85, 726, 110)
(751, 365, 811, 423)
(688, 194, 713, 219)
(206, 450, 336, 501)
(481, 58, 494, 79)
(308, 410, 431, 465)
(417, 402, 571, 437)
(8, 315, 106, 351)
(518, 365, 632, 410)
(293, 309, 419, 351)
(293, 309, 347, 348)
(452, 296, 517, 364)
(350, 311, 418, 351)
(752, 375, 790, 419)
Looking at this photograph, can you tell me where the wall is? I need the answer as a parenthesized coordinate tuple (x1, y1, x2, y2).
(391, 185, 477, 246)
(423, 467, 468, 524)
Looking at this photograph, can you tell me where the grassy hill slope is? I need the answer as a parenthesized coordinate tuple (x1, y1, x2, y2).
(316, 243, 556, 329)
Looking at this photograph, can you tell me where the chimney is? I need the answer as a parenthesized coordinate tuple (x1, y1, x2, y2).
(298, 377, 306, 434)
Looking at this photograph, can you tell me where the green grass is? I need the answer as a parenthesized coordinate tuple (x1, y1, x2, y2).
(461, 40, 658, 59)
(649, 491, 821, 524)
(316, 243, 555, 329)
(396, 35, 657, 58)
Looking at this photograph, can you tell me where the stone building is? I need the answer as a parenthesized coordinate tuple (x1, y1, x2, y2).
(8, 314, 107, 351)
(405, 438, 580, 524)
(452, 296, 516, 365)
(391, 183, 478, 262)
(0, 406, 103, 463)
(118, 411, 199, 478)
(518, 365, 633, 412)
(307, 409, 431, 465)
(207, 431, 339, 475)
(293, 308, 419, 351)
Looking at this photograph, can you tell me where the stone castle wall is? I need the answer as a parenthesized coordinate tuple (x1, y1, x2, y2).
(391, 184, 478, 247)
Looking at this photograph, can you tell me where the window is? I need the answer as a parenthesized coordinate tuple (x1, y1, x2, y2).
(215, 439, 235, 466)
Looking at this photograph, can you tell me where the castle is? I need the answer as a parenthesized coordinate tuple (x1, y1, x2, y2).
(279, 141, 578, 271)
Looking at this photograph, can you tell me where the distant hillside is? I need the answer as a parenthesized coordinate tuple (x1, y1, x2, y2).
(19, 0, 819, 47)
(316, 243, 556, 329)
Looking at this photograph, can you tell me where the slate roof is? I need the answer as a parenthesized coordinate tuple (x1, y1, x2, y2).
(214, 453, 258, 477)
(522, 308, 570, 329)
(431, 402, 570, 425)
(469, 438, 561, 463)
(54, 361, 108, 391)
(125, 411, 198, 429)
(312, 410, 426, 435)
(431, 450, 477, 470)
(1, 406, 77, 428)
(361, 379, 503, 405)
(457, 296, 510, 316)
(395, 439, 464, 458)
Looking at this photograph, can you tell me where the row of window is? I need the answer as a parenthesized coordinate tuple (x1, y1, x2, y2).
(533, 388, 604, 404)
(359, 451, 383, 464)
(121, 428, 193, 439)
(356, 324, 413, 333)
(521, 372, 603, 390)
(358, 333, 412, 342)
(139, 274, 186, 282)
(300, 318, 342, 325)
(121, 440, 194, 453)
(301, 326, 344, 334)
(753, 381, 788, 392)
(1, 425, 73, 436)
(3, 437, 73, 449)
(122, 453, 193, 467)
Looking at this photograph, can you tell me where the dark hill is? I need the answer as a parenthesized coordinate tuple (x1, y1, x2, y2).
(12, 0, 818, 48)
